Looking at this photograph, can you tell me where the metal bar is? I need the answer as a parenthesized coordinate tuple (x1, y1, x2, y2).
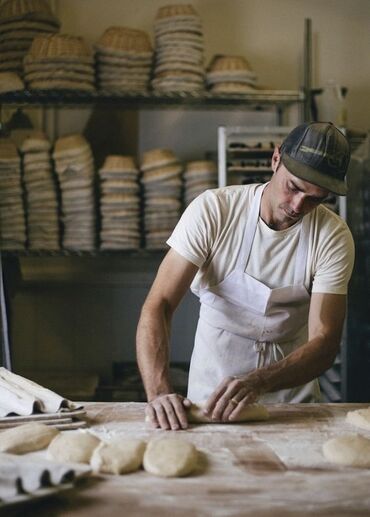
(303, 18, 312, 122)
(0, 253, 12, 370)
(218, 127, 227, 187)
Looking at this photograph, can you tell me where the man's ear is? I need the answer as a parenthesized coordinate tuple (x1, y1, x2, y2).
(271, 145, 281, 173)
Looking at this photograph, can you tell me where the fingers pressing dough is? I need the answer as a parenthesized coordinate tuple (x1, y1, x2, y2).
(187, 402, 269, 423)
(90, 438, 146, 475)
(48, 431, 101, 464)
(322, 434, 370, 467)
(0, 422, 59, 454)
(143, 438, 198, 477)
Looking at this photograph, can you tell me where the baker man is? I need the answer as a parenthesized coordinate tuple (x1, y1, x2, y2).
(136, 121, 355, 431)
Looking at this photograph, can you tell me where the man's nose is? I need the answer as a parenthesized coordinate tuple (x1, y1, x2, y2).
(291, 194, 305, 213)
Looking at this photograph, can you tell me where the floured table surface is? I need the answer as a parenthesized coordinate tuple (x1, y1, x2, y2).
(6, 402, 370, 516)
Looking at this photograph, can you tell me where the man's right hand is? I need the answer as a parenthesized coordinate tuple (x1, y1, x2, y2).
(145, 393, 192, 430)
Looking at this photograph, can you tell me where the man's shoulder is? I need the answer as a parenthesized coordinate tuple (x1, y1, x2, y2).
(313, 204, 353, 246)
(315, 204, 350, 229)
(203, 183, 260, 206)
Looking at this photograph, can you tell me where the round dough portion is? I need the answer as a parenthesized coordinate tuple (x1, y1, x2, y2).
(90, 438, 146, 475)
(322, 434, 370, 467)
(143, 438, 198, 477)
(0, 422, 59, 454)
(187, 402, 269, 423)
(47, 431, 101, 464)
(346, 408, 370, 431)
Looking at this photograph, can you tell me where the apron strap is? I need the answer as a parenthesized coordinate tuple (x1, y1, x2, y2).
(293, 212, 311, 285)
(236, 183, 267, 270)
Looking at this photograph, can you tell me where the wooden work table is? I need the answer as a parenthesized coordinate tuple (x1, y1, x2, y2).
(6, 402, 370, 516)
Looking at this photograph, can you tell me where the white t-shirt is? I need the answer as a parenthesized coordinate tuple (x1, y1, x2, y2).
(167, 184, 355, 296)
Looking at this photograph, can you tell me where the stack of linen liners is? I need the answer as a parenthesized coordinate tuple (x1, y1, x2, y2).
(20, 130, 59, 250)
(0, 138, 26, 249)
(141, 148, 183, 250)
(53, 134, 96, 251)
(98, 155, 141, 250)
(0, 0, 60, 77)
(206, 55, 258, 94)
(184, 160, 217, 206)
(23, 33, 95, 91)
(152, 3, 205, 93)
(95, 26, 153, 93)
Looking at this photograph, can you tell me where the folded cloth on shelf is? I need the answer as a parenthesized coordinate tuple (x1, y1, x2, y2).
(0, 367, 79, 417)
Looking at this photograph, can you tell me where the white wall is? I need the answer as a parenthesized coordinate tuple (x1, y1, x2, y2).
(56, 0, 370, 131)
(10, 0, 370, 383)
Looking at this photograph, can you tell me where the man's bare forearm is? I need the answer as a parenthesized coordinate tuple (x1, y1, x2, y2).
(136, 303, 173, 401)
(249, 335, 339, 394)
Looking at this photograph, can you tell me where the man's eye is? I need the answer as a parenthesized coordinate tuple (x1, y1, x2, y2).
(288, 184, 298, 192)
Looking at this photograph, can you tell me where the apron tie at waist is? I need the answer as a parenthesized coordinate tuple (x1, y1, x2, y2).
(254, 341, 285, 368)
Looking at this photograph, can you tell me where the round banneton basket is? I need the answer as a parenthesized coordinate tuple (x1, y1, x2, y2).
(96, 26, 152, 56)
(155, 3, 198, 20)
(25, 33, 92, 63)
(0, 0, 59, 25)
(100, 155, 138, 174)
(141, 148, 179, 171)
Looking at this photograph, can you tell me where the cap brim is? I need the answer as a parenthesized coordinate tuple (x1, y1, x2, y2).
(282, 154, 347, 196)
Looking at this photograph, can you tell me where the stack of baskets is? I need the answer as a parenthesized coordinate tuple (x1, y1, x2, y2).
(184, 160, 217, 206)
(0, 0, 60, 77)
(0, 138, 26, 250)
(152, 4, 205, 93)
(95, 26, 153, 93)
(99, 155, 141, 250)
(21, 131, 59, 250)
(53, 134, 96, 250)
(24, 33, 95, 90)
(141, 148, 183, 249)
(206, 55, 258, 94)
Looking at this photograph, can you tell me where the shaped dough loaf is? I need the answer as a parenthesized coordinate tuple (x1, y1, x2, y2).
(0, 422, 59, 454)
(187, 402, 269, 423)
(346, 408, 370, 431)
(90, 438, 146, 475)
(48, 431, 100, 464)
(143, 438, 198, 477)
(322, 434, 370, 467)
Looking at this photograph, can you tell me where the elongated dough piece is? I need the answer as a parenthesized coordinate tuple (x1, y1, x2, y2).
(143, 438, 198, 477)
(187, 402, 269, 423)
(346, 408, 370, 431)
(0, 422, 59, 454)
(48, 431, 100, 464)
(90, 438, 146, 475)
(322, 434, 370, 467)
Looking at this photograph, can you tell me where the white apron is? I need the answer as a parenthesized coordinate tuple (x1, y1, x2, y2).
(187, 183, 321, 403)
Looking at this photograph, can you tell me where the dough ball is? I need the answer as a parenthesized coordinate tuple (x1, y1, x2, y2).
(346, 407, 370, 431)
(143, 438, 198, 477)
(322, 434, 370, 467)
(0, 422, 59, 454)
(90, 438, 146, 475)
(48, 431, 101, 464)
(187, 402, 269, 423)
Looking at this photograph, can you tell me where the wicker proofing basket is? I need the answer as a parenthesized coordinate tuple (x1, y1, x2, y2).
(96, 26, 152, 54)
(25, 33, 92, 62)
(155, 4, 198, 20)
(0, 0, 59, 26)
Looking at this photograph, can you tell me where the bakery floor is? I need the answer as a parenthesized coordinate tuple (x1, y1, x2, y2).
(5, 402, 370, 516)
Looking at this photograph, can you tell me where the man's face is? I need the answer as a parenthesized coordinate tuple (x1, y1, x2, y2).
(265, 148, 330, 230)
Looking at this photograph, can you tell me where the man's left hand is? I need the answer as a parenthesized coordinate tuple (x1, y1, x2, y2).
(203, 374, 265, 422)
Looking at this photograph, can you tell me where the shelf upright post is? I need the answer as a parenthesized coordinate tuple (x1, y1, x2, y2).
(0, 253, 12, 370)
(303, 18, 312, 122)
(218, 126, 227, 188)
